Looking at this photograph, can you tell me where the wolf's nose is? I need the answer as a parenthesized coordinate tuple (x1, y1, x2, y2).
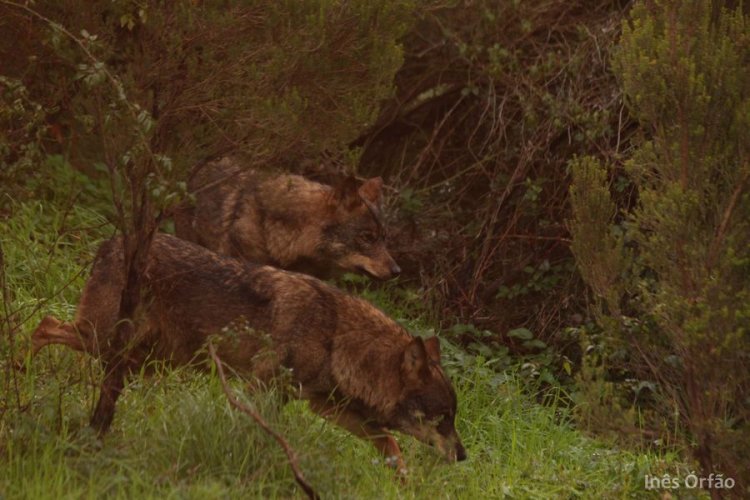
(390, 263, 401, 277)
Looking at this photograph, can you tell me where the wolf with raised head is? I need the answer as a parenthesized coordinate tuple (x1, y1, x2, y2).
(174, 157, 400, 280)
(32, 234, 464, 470)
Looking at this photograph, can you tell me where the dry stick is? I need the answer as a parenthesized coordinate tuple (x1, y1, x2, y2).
(207, 342, 319, 500)
(707, 164, 750, 271)
(0, 242, 22, 411)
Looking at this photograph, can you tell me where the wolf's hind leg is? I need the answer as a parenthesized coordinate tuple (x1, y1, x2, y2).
(31, 315, 91, 355)
(308, 396, 407, 475)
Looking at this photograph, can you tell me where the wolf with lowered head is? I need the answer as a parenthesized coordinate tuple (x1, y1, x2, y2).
(174, 157, 401, 280)
(32, 234, 465, 471)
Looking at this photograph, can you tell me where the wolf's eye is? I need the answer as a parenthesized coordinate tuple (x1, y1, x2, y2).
(410, 409, 426, 422)
(361, 232, 379, 244)
(429, 414, 445, 426)
(437, 413, 456, 435)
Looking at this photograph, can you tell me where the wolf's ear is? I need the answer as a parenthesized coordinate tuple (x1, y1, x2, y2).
(332, 176, 361, 211)
(402, 337, 428, 379)
(424, 336, 441, 363)
(358, 177, 383, 204)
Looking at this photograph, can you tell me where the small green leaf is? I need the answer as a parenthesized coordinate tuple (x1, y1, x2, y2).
(508, 327, 533, 340)
(522, 339, 547, 349)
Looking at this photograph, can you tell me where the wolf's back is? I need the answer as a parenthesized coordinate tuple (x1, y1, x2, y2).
(73, 234, 383, 374)
(175, 157, 259, 257)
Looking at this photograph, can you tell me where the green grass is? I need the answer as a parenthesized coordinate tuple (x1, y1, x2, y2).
(0, 186, 697, 499)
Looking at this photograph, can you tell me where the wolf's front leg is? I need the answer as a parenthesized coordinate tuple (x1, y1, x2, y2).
(307, 396, 407, 476)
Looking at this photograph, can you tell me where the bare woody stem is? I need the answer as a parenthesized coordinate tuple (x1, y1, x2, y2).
(207, 342, 319, 500)
(707, 164, 750, 271)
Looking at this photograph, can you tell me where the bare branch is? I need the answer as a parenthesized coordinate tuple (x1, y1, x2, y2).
(207, 342, 319, 500)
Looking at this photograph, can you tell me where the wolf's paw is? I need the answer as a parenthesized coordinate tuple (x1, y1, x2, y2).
(384, 455, 409, 480)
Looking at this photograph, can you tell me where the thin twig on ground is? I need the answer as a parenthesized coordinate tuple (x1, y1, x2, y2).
(207, 342, 319, 500)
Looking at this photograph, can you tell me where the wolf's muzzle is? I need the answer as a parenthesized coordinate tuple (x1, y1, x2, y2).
(455, 442, 467, 462)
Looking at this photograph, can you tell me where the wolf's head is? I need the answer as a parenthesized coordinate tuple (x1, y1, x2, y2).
(320, 176, 401, 280)
(391, 336, 467, 463)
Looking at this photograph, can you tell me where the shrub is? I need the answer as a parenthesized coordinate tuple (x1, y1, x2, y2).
(356, 0, 630, 361)
(569, 0, 750, 492)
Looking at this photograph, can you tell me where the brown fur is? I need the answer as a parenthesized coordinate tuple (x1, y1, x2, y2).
(174, 157, 400, 280)
(32, 234, 465, 468)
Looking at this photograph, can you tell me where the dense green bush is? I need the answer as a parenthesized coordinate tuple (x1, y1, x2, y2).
(570, 0, 750, 492)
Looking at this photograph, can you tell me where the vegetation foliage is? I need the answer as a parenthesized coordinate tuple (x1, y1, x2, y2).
(357, 0, 630, 348)
(569, 0, 750, 492)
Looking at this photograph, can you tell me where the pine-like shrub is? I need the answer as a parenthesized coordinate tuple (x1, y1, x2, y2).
(569, 1, 750, 492)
